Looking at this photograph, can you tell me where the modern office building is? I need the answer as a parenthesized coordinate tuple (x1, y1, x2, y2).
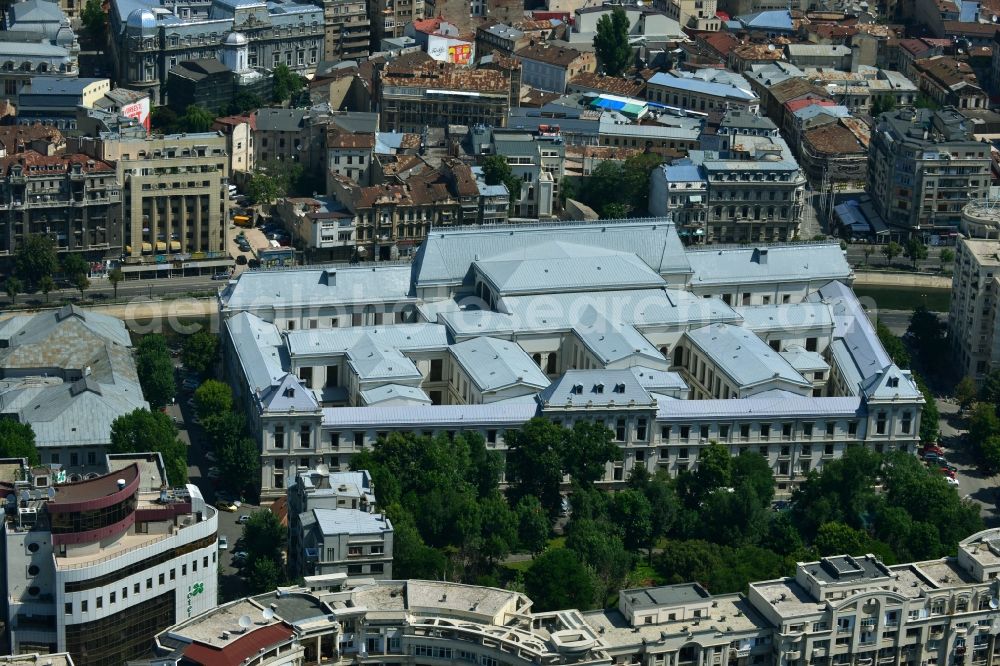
(1, 453, 218, 665)
(147, 526, 1000, 666)
(216, 218, 924, 502)
(868, 106, 991, 240)
(0, 306, 147, 471)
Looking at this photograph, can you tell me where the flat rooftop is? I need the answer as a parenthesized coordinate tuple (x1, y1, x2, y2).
(622, 583, 711, 608)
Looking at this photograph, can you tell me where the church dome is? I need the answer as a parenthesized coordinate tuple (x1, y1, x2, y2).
(126, 8, 156, 33)
(223, 31, 249, 46)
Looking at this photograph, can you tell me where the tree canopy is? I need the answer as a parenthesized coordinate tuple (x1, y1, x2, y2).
(574, 153, 664, 218)
(272, 64, 304, 103)
(525, 548, 598, 611)
(135, 334, 176, 409)
(109, 409, 188, 485)
(593, 7, 632, 77)
(193, 379, 232, 422)
(0, 420, 39, 465)
(15, 234, 58, 289)
(481, 154, 521, 205)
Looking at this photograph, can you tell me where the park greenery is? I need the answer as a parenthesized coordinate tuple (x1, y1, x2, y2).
(109, 409, 188, 485)
(351, 410, 975, 612)
(570, 153, 664, 218)
(135, 334, 176, 410)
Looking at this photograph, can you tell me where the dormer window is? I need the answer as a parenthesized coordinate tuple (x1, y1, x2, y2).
(283, 387, 295, 398)
(593, 383, 604, 394)
(571, 384, 583, 395)
(887, 377, 899, 388)
(613, 383, 626, 393)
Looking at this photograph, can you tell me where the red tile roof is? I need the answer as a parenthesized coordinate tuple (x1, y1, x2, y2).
(183, 624, 295, 666)
(0, 150, 116, 176)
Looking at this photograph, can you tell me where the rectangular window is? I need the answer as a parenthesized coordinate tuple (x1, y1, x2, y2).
(877, 412, 887, 435)
(354, 432, 364, 448)
(616, 419, 626, 442)
(720, 424, 730, 439)
(637, 418, 648, 441)
(330, 433, 340, 449)
(700, 425, 709, 440)
(782, 423, 792, 439)
(274, 426, 285, 449)
(739, 424, 750, 439)
(803, 423, 813, 437)
(96, 597, 103, 609)
(661, 426, 672, 439)
(901, 411, 912, 434)
(680, 425, 690, 439)
(82, 600, 88, 613)
(65, 602, 72, 614)
(300, 425, 311, 448)
(848, 421, 858, 436)
(760, 424, 770, 439)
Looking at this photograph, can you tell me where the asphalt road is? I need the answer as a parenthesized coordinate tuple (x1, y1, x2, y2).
(934, 398, 1000, 526)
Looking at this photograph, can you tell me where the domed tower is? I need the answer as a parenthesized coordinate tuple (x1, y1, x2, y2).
(124, 9, 161, 100)
(221, 31, 249, 73)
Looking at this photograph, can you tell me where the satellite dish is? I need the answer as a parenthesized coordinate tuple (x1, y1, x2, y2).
(47, 487, 56, 499)
(20, 490, 29, 502)
(262, 608, 275, 621)
(316, 463, 330, 476)
(238, 615, 252, 629)
(991, 598, 999, 610)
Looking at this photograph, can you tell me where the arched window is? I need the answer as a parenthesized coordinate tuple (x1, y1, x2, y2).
(532, 353, 542, 367)
(546, 353, 557, 375)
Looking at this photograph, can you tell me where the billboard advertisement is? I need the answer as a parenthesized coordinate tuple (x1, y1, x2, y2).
(120, 97, 151, 132)
(448, 43, 472, 65)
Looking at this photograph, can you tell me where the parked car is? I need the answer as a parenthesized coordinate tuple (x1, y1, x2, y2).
(945, 477, 960, 487)
(212, 271, 230, 280)
(182, 379, 199, 391)
(921, 445, 945, 456)
(216, 501, 237, 512)
(232, 550, 248, 564)
(219, 535, 229, 550)
(204, 451, 217, 463)
(237, 514, 251, 524)
(939, 467, 957, 479)
(922, 452, 946, 464)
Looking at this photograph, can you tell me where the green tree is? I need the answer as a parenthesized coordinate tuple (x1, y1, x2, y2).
(980, 436, 1000, 474)
(525, 548, 597, 611)
(612, 488, 653, 552)
(881, 241, 902, 267)
(202, 411, 246, 452)
(151, 106, 179, 133)
(230, 91, 263, 115)
(81, 0, 105, 37)
(193, 379, 233, 422)
(505, 418, 569, 517)
(677, 442, 732, 508)
(566, 518, 632, 606)
(477, 492, 518, 563)
(15, 234, 58, 288)
(272, 64, 304, 102)
(392, 512, 448, 579)
(561, 420, 621, 485)
(243, 509, 285, 563)
(183, 331, 220, 377)
(969, 402, 1000, 445)
(515, 495, 550, 555)
(956, 376, 978, 411)
(73, 273, 90, 296)
(0, 420, 40, 465)
(914, 373, 939, 444)
(247, 556, 283, 593)
(904, 237, 928, 268)
(593, 6, 631, 76)
(481, 154, 521, 205)
(814, 521, 871, 556)
(247, 170, 284, 205)
(862, 245, 874, 266)
(981, 369, 1000, 405)
(180, 104, 214, 132)
(39, 275, 55, 302)
(602, 202, 631, 219)
(876, 320, 910, 368)
(940, 247, 955, 270)
(61, 253, 89, 280)
(871, 95, 895, 117)
(4, 276, 22, 305)
(109, 409, 188, 485)
(107, 268, 124, 299)
(218, 436, 261, 496)
(135, 334, 176, 409)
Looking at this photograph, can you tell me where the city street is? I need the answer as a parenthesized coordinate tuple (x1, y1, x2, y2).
(168, 363, 256, 602)
(936, 399, 1000, 526)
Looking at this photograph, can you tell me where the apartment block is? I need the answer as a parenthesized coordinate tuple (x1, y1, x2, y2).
(1, 454, 218, 665)
(948, 237, 1000, 382)
(868, 107, 991, 239)
(152, 527, 1000, 666)
(470, 125, 564, 218)
(319, 0, 370, 62)
(74, 131, 230, 273)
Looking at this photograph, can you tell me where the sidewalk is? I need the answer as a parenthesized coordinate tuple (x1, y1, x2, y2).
(853, 271, 951, 289)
